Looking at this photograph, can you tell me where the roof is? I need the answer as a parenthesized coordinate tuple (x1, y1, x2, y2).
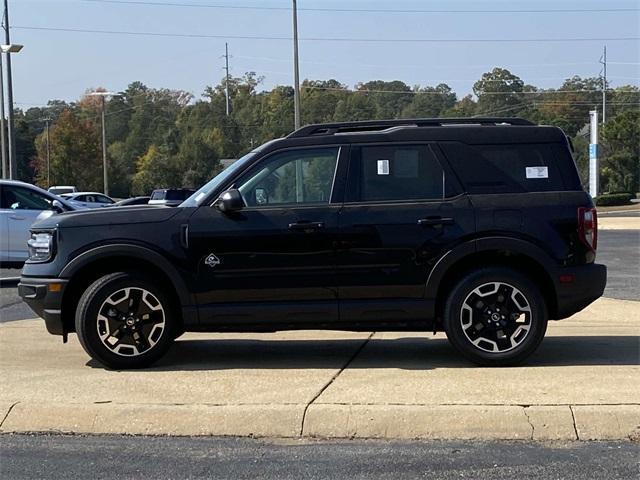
(62, 192, 110, 196)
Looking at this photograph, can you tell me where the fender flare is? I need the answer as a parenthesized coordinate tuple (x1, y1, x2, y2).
(425, 236, 557, 299)
(59, 243, 194, 306)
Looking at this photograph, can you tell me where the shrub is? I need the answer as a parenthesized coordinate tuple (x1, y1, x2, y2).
(595, 193, 634, 206)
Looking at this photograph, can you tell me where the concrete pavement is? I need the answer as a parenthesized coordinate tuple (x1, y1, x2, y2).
(1, 297, 638, 440)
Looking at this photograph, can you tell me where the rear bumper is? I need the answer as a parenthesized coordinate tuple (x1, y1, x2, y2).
(17, 277, 68, 335)
(553, 263, 607, 319)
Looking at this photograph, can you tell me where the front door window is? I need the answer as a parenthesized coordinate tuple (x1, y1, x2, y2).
(238, 147, 339, 207)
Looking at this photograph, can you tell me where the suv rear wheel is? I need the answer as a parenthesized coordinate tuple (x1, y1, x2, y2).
(75, 272, 176, 369)
(443, 267, 548, 366)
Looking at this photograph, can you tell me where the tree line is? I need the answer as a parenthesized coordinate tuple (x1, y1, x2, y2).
(13, 67, 640, 198)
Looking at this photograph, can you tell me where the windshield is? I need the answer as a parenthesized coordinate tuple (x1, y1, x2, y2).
(50, 187, 75, 195)
(180, 151, 258, 207)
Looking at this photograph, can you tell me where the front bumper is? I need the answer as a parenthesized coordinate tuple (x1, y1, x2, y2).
(553, 263, 607, 319)
(18, 277, 69, 335)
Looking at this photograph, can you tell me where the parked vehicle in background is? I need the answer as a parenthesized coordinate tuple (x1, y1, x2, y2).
(148, 188, 196, 207)
(61, 192, 115, 209)
(1, 180, 78, 267)
(48, 186, 77, 195)
(18, 118, 606, 369)
(114, 196, 151, 207)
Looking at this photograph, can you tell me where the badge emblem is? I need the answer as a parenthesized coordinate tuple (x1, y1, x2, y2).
(204, 253, 221, 268)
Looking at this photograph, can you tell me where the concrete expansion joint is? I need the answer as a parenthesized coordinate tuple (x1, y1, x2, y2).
(569, 405, 580, 440)
(300, 332, 375, 436)
(0, 402, 19, 429)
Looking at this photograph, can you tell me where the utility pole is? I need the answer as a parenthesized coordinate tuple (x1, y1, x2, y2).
(3, 0, 16, 179)
(292, 0, 301, 130)
(224, 42, 230, 116)
(88, 91, 118, 196)
(0, 48, 6, 178)
(600, 45, 607, 124)
(45, 118, 51, 187)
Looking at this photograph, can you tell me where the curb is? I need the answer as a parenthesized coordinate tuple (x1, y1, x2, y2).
(1, 402, 638, 441)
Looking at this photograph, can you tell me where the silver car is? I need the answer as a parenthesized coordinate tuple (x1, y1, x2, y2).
(61, 192, 115, 209)
(0, 180, 77, 266)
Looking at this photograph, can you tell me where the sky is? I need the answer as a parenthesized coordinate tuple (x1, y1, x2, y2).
(9, 0, 640, 109)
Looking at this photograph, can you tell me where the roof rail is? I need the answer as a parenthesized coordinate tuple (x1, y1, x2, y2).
(287, 117, 535, 138)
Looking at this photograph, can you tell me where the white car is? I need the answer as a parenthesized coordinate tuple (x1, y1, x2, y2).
(48, 185, 77, 195)
(0, 180, 78, 266)
(61, 192, 115, 209)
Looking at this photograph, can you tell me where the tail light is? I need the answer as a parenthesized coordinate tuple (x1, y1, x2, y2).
(578, 207, 598, 252)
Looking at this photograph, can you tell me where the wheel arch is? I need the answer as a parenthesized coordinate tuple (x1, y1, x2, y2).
(428, 237, 559, 323)
(59, 244, 194, 334)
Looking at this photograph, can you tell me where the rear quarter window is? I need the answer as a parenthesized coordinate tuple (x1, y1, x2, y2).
(440, 142, 576, 194)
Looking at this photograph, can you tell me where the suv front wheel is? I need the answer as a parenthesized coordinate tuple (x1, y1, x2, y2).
(443, 267, 548, 366)
(75, 272, 176, 369)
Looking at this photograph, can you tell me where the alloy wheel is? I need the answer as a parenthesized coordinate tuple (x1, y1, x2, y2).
(96, 287, 166, 357)
(460, 281, 532, 353)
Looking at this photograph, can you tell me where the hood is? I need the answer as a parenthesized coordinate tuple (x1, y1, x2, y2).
(31, 205, 183, 230)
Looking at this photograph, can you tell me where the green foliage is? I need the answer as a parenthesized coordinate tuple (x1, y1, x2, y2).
(15, 71, 640, 198)
(594, 193, 634, 206)
(33, 109, 101, 190)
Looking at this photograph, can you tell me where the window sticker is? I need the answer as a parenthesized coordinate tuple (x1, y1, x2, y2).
(525, 166, 549, 179)
(377, 159, 390, 175)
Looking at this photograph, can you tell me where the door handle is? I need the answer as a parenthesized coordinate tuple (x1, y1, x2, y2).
(9, 215, 26, 220)
(288, 221, 325, 233)
(417, 217, 454, 227)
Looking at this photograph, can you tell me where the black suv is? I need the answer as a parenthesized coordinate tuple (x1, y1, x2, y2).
(18, 118, 606, 369)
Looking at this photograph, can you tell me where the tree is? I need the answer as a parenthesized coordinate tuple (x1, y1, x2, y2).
(401, 84, 456, 118)
(33, 109, 101, 190)
(600, 110, 640, 193)
(130, 144, 180, 195)
(473, 68, 528, 116)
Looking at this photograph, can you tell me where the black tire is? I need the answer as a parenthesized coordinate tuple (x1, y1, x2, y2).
(75, 272, 177, 369)
(443, 267, 548, 367)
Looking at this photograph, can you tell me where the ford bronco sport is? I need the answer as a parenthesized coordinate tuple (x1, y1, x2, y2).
(18, 118, 607, 369)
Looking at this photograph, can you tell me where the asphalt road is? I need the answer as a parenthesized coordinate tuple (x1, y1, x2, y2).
(1, 229, 637, 323)
(1, 434, 638, 480)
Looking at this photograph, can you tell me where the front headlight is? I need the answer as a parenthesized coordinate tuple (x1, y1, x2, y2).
(27, 232, 54, 262)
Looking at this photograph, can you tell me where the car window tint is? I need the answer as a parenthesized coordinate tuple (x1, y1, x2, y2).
(354, 145, 444, 202)
(96, 195, 114, 204)
(150, 191, 165, 200)
(440, 142, 566, 194)
(239, 147, 339, 207)
(3, 186, 53, 210)
(475, 144, 564, 192)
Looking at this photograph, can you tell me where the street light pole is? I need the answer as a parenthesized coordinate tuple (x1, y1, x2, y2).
(0, 50, 6, 178)
(3, 0, 17, 179)
(45, 118, 51, 187)
(100, 95, 108, 195)
(292, 0, 301, 130)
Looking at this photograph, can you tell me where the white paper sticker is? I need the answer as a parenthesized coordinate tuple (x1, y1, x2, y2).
(526, 166, 549, 179)
(377, 159, 390, 175)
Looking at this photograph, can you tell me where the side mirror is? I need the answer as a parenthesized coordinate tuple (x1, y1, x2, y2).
(215, 189, 244, 213)
(51, 199, 66, 214)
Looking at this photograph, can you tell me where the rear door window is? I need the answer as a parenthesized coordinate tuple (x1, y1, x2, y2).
(440, 142, 569, 194)
(348, 144, 445, 202)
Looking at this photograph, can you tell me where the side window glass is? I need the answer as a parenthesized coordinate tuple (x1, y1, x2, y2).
(357, 145, 444, 202)
(4, 187, 53, 211)
(239, 147, 339, 207)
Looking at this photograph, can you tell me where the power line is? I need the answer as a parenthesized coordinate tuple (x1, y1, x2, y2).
(80, 0, 640, 14)
(13, 26, 640, 44)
